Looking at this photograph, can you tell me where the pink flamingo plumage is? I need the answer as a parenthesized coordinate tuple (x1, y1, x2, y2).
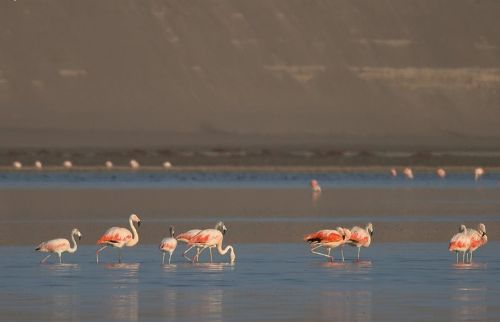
(390, 168, 397, 177)
(188, 222, 236, 263)
(310, 179, 322, 192)
(159, 226, 177, 264)
(304, 227, 350, 262)
(474, 167, 485, 181)
(466, 223, 487, 263)
(347, 223, 373, 260)
(403, 167, 414, 179)
(36, 228, 82, 263)
(449, 224, 470, 263)
(96, 213, 141, 263)
(176, 228, 202, 261)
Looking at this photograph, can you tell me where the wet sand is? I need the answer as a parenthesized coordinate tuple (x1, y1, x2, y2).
(1, 187, 499, 246)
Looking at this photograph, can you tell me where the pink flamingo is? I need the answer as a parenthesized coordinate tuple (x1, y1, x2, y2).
(188, 222, 236, 263)
(449, 224, 470, 263)
(436, 168, 446, 178)
(310, 179, 322, 192)
(35, 228, 82, 263)
(176, 228, 202, 261)
(96, 213, 141, 263)
(474, 167, 485, 181)
(12, 161, 22, 169)
(159, 226, 177, 264)
(390, 168, 397, 177)
(403, 167, 414, 179)
(466, 223, 487, 263)
(304, 227, 351, 262)
(348, 223, 373, 260)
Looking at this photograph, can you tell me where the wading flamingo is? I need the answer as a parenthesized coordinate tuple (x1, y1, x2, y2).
(105, 161, 113, 169)
(348, 223, 373, 260)
(163, 161, 172, 168)
(96, 213, 141, 263)
(304, 227, 350, 262)
(449, 224, 470, 263)
(390, 168, 397, 177)
(159, 226, 177, 264)
(176, 222, 227, 262)
(188, 222, 235, 263)
(436, 168, 446, 178)
(12, 161, 22, 169)
(466, 223, 487, 263)
(36, 228, 82, 263)
(310, 179, 321, 192)
(34, 160, 43, 169)
(403, 167, 414, 179)
(474, 167, 484, 181)
(130, 159, 140, 169)
(63, 160, 72, 168)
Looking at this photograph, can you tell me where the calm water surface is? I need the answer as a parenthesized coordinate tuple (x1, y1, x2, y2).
(1, 243, 499, 321)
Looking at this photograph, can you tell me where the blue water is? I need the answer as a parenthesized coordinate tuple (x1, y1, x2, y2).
(0, 243, 498, 321)
(0, 170, 499, 189)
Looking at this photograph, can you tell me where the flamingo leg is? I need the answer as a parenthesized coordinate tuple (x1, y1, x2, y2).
(40, 254, 52, 263)
(169, 252, 172, 265)
(162, 252, 166, 265)
(209, 247, 213, 263)
(183, 245, 196, 261)
(357, 247, 361, 260)
(469, 251, 473, 263)
(118, 248, 122, 263)
(462, 252, 465, 263)
(341, 247, 345, 262)
(59, 253, 62, 264)
(194, 246, 208, 263)
(310, 244, 333, 262)
(96, 245, 108, 264)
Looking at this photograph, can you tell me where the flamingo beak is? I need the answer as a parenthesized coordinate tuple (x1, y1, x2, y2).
(223, 228, 227, 235)
(370, 231, 373, 237)
(79, 235, 82, 240)
(482, 232, 487, 237)
(138, 221, 141, 227)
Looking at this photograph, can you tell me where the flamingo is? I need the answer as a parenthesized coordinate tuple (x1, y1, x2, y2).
(403, 167, 414, 179)
(35, 228, 82, 263)
(310, 179, 322, 192)
(163, 161, 172, 168)
(449, 224, 470, 263)
(474, 167, 484, 181)
(188, 221, 235, 263)
(130, 159, 140, 169)
(347, 223, 373, 260)
(466, 223, 487, 263)
(390, 168, 397, 177)
(96, 213, 141, 263)
(105, 161, 113, 169)
(176, 222, 227, 262)
(12, 161, 22, 169)
(304, 227, 350, 262)
(34, 160, 43, 169)
(436, 168, 446, 178)
(63, 160, 72, 168)
(159, 226, 177, 264)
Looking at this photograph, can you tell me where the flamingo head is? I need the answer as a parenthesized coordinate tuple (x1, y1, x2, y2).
(216, 221, 227, 235)
(72, 228, 83, 240)
(130, 214, 141, 227)
(478, 223, 486, 236)
(367, 223, 374, 236)
(169, 225, 175, 238)
(459, 224, 467, 233)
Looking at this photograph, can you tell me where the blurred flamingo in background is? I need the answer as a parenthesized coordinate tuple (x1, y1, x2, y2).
(403, 167, 414, 179)
(12, 161, 22, 169)
(160, 226, 177, 264)
(96, 213, 141, 263)
(304, 227, 350, 262)
(163, 161, 172, 168)
(36, 228, 82, 263)
(188, 221, 235, 263)
(105, 161, 113, 169)
(474, 167, 484, 181)
(310, 179, 321, 192)
(130, 159, 140, 169)
(348, 223, 374, 260)
(34, 160, 43, 169)
(63, 160, 72, 168)
(449, 224, 470, 263)
(390, 168, 397, 177)
(436, 168, 446, 178)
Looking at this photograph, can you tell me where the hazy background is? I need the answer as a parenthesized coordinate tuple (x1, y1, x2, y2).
(1, 0, 500, 149)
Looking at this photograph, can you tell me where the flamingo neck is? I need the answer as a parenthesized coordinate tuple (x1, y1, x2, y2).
(129, 218, 139, 246)
(68, 233, 78, 253)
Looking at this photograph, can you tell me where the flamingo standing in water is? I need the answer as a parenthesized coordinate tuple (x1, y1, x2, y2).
(348, 223, 374, 260)
(34, 161, 43, 169)
(449, 224, 470, 263)
(403, 167, 414, 179)
(96, 213, 141, 263)
(466, 223, 487, 263)
(436, 168, 446, 178)
(474, 167, 484, 181)
(36, 228, 82, 263)
(390, 168, 397, 177)
(310, 179, 322, 192)
(176, 228, 202, 261)
(188, 222, 236, 263)
(105, 161, 113, 169)
(159, 226, 177, 264)
(130, 159, 140, 169)
(12, 161, 22, 169)
(304, 227, 351, 262)
(63, 160, 73, 168)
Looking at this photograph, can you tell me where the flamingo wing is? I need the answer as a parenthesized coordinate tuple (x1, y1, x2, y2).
(189, 229, 221, 246)
(304, 230, 342, 243)
(36, 238, 70, 253)
(348, 228, 370, 246)
(449, 233, 470, 251)
(160, 237, 178, 251)
(97, 227, 132, 245)
(176, 229, 201, 243)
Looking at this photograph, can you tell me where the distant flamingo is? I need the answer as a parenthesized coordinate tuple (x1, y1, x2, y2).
(12, 161, 22, 169)
(390, 168, 397, 177)
(348, 223, 374, 260)
(188, 221, 235, 263)
(449, 224, 470, 263)
(436, 168, 446, 178)
(36, 228, 82, 263)
(34, 160, 43, 169)
(130, 159, 140, 169)
(403, 167, 414, 179)
(304, 227, 351, 262)
(96, 214, 141, 263)
(474, 167, 484, 181)
(159, 226, 177, 264)
(466, 223, 487, 263)
(63, 160, 72, 168)
(105, 161, 113, 169)
(163, 161, 172, 168)
(310, 179, 322, 192)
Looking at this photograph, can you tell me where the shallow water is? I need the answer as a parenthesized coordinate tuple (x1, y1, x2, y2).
(1, 243, 499, 321)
